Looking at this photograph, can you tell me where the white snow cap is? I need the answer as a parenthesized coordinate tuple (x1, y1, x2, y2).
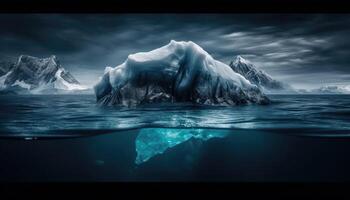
(234, 55, 250, 64)
(94, 40, 269, 106)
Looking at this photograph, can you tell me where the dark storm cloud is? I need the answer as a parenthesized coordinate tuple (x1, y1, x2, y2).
(0, 14, 349, 88)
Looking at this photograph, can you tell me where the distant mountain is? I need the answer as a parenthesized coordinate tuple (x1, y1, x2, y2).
(310, 85, 350, 94)
(0, 55, 88, 94)
(229, 56, 294, 93)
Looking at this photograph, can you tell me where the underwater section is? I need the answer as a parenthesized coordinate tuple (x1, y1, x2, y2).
(135, 128, 229, 164)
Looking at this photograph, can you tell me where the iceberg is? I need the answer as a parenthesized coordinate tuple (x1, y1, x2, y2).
(229, 56, 294, 93)
(94, 40, 269, 106)
(135, 128, 229, 165)
(0, 55, 89, 94)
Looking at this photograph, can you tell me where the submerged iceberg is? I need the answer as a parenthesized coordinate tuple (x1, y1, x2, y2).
(135, 128, 229, 165)
(94, 40, 269, 106)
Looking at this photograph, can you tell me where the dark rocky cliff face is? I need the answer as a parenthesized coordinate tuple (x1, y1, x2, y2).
(229, 56, 288, 91)
(2, 55, 80, 89)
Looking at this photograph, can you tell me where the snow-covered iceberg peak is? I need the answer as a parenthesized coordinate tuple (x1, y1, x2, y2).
(94, 40, 269, 106)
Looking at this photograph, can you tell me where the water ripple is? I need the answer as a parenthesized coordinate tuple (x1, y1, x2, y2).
(0, 94, 349, 139)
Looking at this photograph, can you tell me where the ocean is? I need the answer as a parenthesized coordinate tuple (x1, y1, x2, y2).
(0, 94, 350, 181)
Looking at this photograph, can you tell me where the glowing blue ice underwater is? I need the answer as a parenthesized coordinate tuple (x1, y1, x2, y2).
(135, 128, 229, 164)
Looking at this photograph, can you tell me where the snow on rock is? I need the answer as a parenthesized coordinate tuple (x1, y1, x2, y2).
(229, 55, 294, 93)
(53, 68, 87, 91)
(12, 80, 31, 90)
(0, 71, 11, 90)
(0, 55, 88, 94)
(94, 40, 269, 106)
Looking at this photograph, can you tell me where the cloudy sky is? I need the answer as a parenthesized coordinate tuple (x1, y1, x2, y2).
(0, 14, 349, 89)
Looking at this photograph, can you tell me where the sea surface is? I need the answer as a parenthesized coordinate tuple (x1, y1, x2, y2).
(0, 94, 350, 181)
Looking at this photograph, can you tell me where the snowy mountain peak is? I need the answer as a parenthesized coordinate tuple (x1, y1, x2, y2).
(231, 55, 261, 77)
(16, 54, 59, 73)
(49, 55, 57, 60)
(235, 55, 248, 64)
(229, 55, 292, 93)
(0, 55, 88, 94)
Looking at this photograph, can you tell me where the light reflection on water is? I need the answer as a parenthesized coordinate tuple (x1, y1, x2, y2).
(0, 94, 350, 138)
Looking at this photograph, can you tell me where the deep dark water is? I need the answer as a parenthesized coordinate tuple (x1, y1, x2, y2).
(0, 94, 350, 181)
(1, 130, 350, 181)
